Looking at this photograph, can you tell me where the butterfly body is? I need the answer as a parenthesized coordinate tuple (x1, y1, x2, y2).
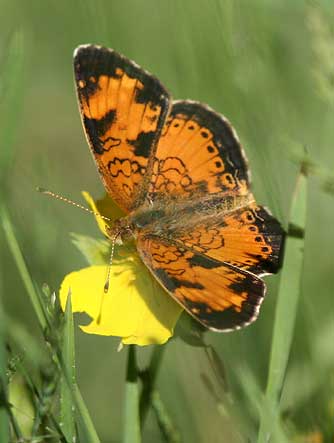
(74, 44, 285, 332)
(126, 192, 251, 235)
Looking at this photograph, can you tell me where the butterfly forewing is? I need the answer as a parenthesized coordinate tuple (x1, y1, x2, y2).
(147, 100, 250, 202)
(74, 45, 171, 213)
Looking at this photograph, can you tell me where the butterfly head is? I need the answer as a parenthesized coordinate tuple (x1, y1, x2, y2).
(105, 216, 135, 244)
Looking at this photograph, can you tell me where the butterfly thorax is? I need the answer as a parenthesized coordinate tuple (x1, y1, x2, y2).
(124, 192, 255, 239)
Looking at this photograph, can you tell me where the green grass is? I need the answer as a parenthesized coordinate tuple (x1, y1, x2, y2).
(1, 1, 334, 441)
(258, 172, 307, 443)
(0, 299, 10, 442)
(60, 295, 76, 442)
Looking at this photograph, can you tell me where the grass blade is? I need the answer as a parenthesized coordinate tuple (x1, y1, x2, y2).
(123, 345, 141, 443)
(1, 205, 47, 330)
(60, 294, 76, 443)
(73, 385, 101, 443)
(56, 296, 100, 443)
(2, 209, 100, 442)
(152, 391, 181, 443)
(0, 297, 9, 442)
(257, 172, 307, 443)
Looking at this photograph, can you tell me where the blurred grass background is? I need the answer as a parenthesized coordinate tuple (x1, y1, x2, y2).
(1, 0, 334, 442)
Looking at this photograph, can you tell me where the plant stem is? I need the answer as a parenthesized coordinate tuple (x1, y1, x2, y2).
(124, 345, 141, 443)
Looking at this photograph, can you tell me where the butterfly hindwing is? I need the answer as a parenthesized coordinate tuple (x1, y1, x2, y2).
(148, 100, 250, 202)
(137, 236, 266, 331)
(176, 202, 285, 276)
(74, 45, 171, 213)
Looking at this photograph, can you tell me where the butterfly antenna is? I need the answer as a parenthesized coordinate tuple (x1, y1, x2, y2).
(97, 231, 120, 324)
(37, 187, 112, 222)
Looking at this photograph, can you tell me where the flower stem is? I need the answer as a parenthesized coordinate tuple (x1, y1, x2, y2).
(139, 345, 166, 428)
(124, 345, 141, 443)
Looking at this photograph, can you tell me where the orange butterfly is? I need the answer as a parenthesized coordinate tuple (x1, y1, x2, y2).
(73, 44, 285, 332)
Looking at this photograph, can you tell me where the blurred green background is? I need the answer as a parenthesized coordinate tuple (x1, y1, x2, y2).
(1, 0, 334, 442)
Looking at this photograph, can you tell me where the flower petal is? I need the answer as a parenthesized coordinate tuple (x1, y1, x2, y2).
(82, 191, 111, 236)
(59, 258, 182, 346)
(95, 193, 126, 220)
(82, 191, 125, 236)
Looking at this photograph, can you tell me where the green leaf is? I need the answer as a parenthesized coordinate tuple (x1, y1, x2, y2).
(257, 173, 307, 443)
(123, 345, 141, 443)
(71, 233, 110, 265)
(60, 294, 76, 443)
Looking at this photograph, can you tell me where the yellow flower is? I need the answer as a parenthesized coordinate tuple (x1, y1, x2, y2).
(59, 192, 182, 346)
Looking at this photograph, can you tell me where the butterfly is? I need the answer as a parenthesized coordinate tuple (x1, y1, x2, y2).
(73, 44, 285, 332)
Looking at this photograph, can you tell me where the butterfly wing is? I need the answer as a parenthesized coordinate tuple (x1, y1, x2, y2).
(74, 45, 170, 213)
(136, 199, 284, 331)
(147, 100, 250, 202)
(176, 203, 285, 276)
(137, 236, 265, 331)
